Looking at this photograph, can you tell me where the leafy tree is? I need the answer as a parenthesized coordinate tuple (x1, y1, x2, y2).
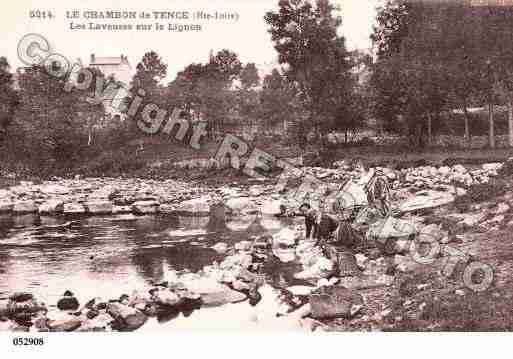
(125, 51, 168, 138)
(265, 0, 355, 144)
(0, 57, 19, 139)
(167, 50, 243, 138)
(240, 63, 260, 90)
(7, 65, 104, 175)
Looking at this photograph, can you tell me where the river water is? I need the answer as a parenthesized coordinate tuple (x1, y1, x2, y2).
(0, 210, 305, 314)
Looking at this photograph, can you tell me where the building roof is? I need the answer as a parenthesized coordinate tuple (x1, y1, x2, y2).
(91, 57, 124, 65)
(90, 55, 131, 68)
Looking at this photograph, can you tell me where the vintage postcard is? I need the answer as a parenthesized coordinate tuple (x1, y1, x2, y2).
(1, 0, 513, 351)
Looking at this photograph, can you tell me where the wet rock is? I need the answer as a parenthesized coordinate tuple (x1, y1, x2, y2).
(112, 205, 132, 214)
(39, 184, 70, 195)
(355, 253, 368, 270)
(260, 199, 284, 215)
(7, 298, 45, 316)
(181, 277, 247, 307)
(211, 242, 228, 254)
(47, 313, 82, 332)
(38, 200, 64, 214)
(451, 212, 486, 227)
(85, 201, 113, 215)
(150, 289, 182, 307)
(132, 200, 159, 215)
(13, 201, 37, 214)
(234, 241, 253, 252)
(287, 286, 315, 296)
(400, 190, 455, 212)
(0, 200, 13, 213)
(107, 303, 148, 332)
(273, 227, 299, 248)
(295, 257, 334, 280)
(57, 291, 80, 311)
(220, 252, 253, 270)
(9, 292, 34, 303)
(0, 319, 29, 332)
(176, 198, 210, 216)
(63, 203, 86, 215)
(225, 197, 257, 215)
(494, 202, 510, 215)
(394, 255, 420, 273)
(0, 300, 9, 317)
(231, 280, 251, 292)
(77, 313, 113, 332)
(339, 274, 394, 290)
(309, 287, 364, 320)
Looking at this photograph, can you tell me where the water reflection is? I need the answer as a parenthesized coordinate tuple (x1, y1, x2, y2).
(0, 206, 296, 303)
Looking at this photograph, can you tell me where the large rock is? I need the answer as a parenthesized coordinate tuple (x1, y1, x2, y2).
(13, 201, 37, 214)
(295, 256, 334, 280)
(151, 289, 182, 307)
(132, 200, 159, 215)
(273, 227, 299, 248)
(76, 313, 113, 332)
(57, 291, 80, 311)
(107, 303, 147, 331)
(260, 199, 284, 215)
(39, 184, 70, 195)
(309, 287, 364, 319)
(211, 242, 229, 254)
(225, 197, 258, 215)
(38, 200, 64, 215)
(175, 198, 210, 216)
(85, 201, 113, 215)
(399, 190, 455, 212)
(181, 277, 247, 307)
(367, 217, 417, 243)
(63, 203, 86, 215)
(47, 313, 82, 332)
(0, 200, 13, 213)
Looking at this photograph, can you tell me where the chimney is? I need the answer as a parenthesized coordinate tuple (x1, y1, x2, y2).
(90, 54, 95, 64)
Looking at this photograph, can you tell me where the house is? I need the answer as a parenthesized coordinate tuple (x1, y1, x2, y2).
(89, 54, 132, 85)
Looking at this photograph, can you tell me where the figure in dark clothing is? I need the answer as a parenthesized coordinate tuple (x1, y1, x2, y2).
(298, 203, 360, 249)
(298, 203, 361, 276)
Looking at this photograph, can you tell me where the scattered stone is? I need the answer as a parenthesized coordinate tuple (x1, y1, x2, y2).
(85, 201, 113, 215)
(132, 200, 159, 215)
(211, 242, 228, 254)
(47, 314, 82, 332)
(9, 292, 34, 303)
(13, 201, 37, 214)
(107, 303, 147, 332)
(38, 200, 64, 215)
(309, 287, 364, 319)
(57, 291, 80, 311)
(63, 203, 86, 215)
(176, 198, 210, 216)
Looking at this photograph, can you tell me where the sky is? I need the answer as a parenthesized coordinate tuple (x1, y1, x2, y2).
(1, 0, 381, 81)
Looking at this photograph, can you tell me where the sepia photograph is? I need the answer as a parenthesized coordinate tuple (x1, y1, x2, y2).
(1, 0, 513, 354)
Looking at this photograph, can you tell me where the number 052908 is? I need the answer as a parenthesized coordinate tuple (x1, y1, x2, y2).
(12, 337, 45, 346)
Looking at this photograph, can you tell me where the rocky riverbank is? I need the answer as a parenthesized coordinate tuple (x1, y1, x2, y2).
(2, 159, 513, 331)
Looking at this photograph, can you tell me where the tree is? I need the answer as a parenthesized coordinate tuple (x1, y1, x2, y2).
(240, 63, 260, 90)
(7, 65, 104, 175)
(125, 51, 168, 138)
(167, 50, 243, 138)
(260, 68, 304, 140)
(265, 0, 355, 144)
(0, 57, 19, 139)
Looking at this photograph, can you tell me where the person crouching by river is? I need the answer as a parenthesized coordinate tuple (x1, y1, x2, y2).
(298, 203, 362, 276)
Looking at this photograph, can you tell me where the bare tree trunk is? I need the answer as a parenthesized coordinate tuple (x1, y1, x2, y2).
(427, 113, 432, 146)
(462, 100, 470, 147)
(489, 102, 495, 148)
(508, 98, 513, 147)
